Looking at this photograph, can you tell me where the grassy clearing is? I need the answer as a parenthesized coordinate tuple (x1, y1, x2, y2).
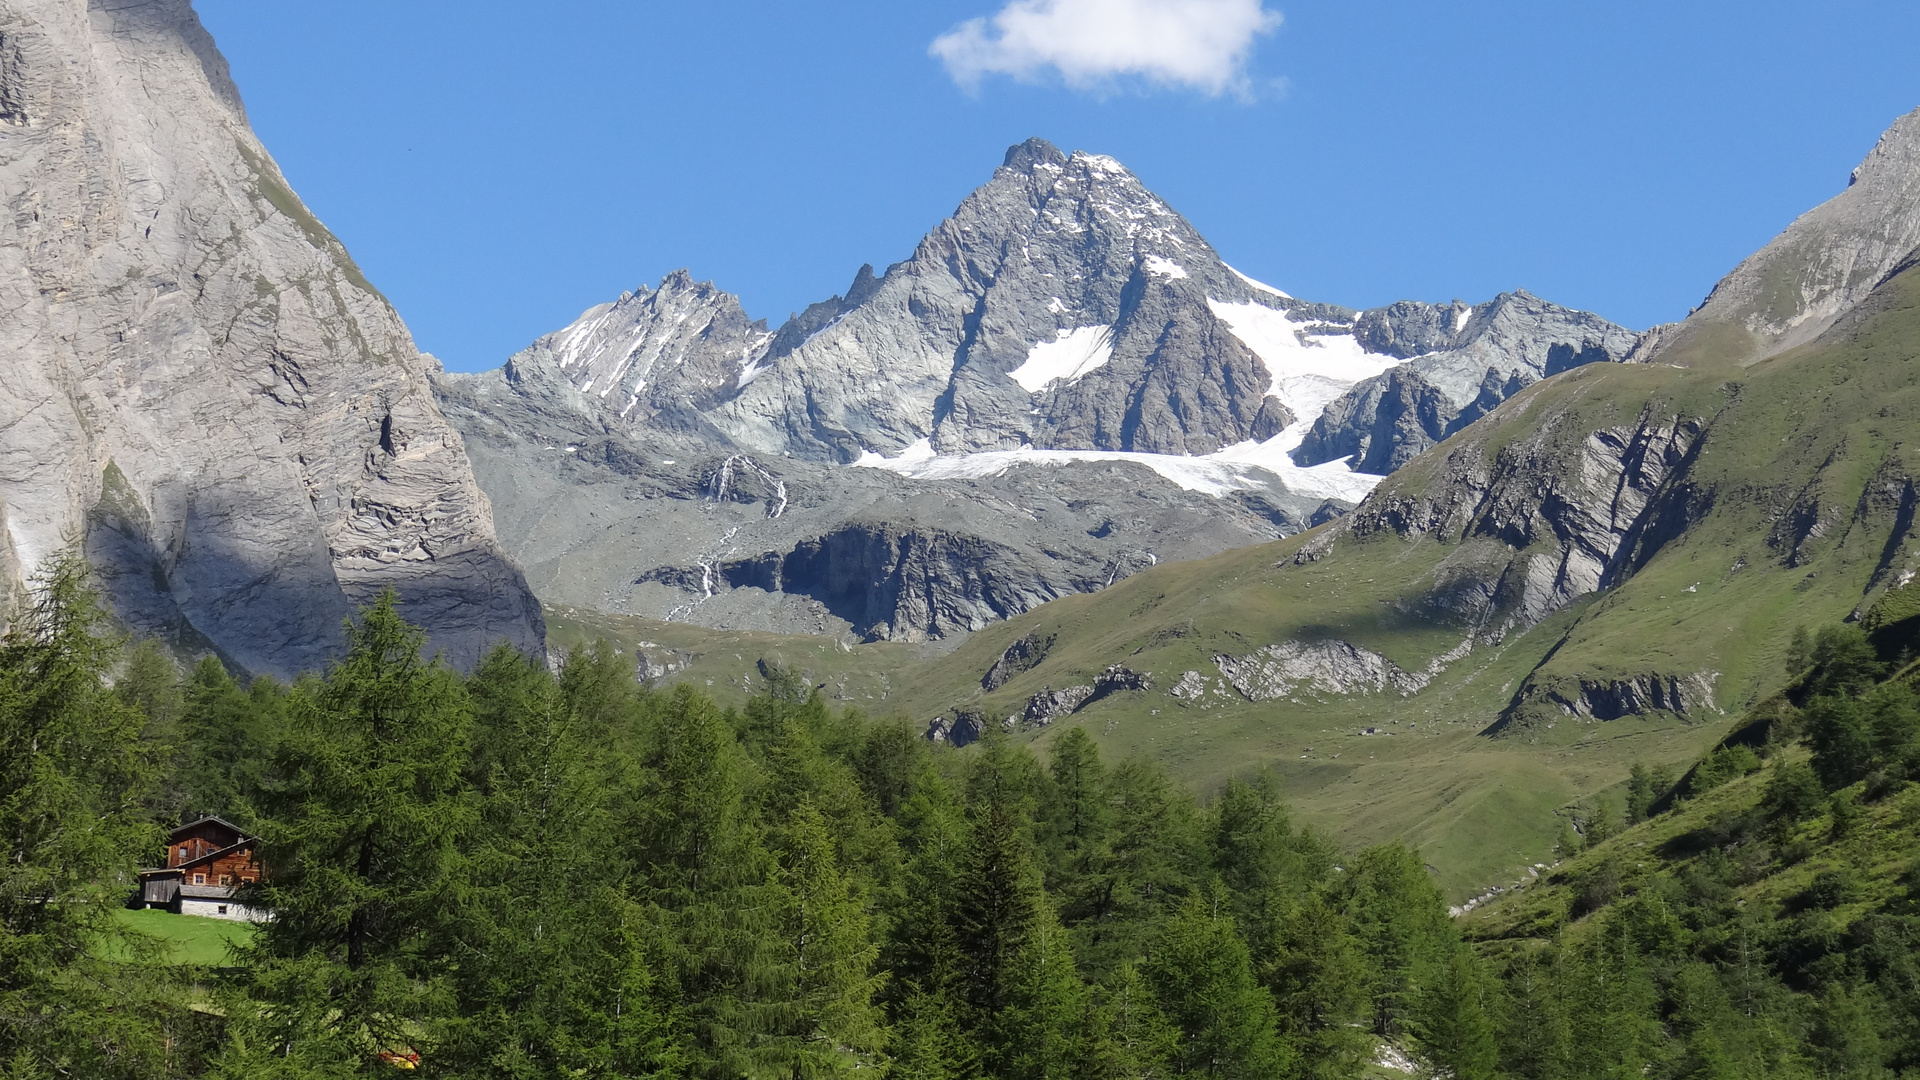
(107, 907, 253, 967)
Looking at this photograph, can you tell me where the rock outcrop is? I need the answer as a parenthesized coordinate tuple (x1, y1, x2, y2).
(1339, 412, 1708, 637)
(1488, 671, 1722, 737)
(0, 0, 542, 673)
(984, 630, 1055, 690)
(1213, 639, 1430, 700)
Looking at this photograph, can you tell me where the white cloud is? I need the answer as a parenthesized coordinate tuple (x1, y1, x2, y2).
(931, 0, 1281, 97)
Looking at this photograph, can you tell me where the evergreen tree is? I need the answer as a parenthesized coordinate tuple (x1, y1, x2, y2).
(1625, 763, 1657, 824)
(996, 904, 1088, 1080)
(953, 801, 1042, 1038)
(439, 644, 681, 1078)
(1665, 963, 1739, 1080)
(888, 988, 980, 1080)
(761, 718, 897, 891)
(853, 716, 933, 820)
(1560, 915, 1658, 1080)
(1038, 726, 1111, 895)
(1340, 844, 1456, 1036)
(1072, 758, 1204, 978)
(1258, 890, 1371, 1080)
(1080, 963, 1178, 1080)
(625, 684, 785, 1078)
(1496, 946, 1567, 1080)
(1145, 888, 1291, 1079)
(172, 655, 285, 824)
(758, 800, 891, 1078)
(0, 553, 176, 1075)
(1809, 982, 1889, 1080)
(1409, 944, 1499, 1080)
(243, 591, 477, 1068)
(1209, 774, 1329, 912)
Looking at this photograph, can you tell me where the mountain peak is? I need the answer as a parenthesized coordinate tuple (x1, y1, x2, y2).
(1850, 105, 1920, 188)
(1003, 136, 1066, 173)
(1641, 105, 1920, 368)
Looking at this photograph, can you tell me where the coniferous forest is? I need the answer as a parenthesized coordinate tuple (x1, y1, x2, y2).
(11, 557, 1920, 1079)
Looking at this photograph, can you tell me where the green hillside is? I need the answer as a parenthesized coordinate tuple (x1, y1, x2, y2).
(1454, 621, 1920, 1076)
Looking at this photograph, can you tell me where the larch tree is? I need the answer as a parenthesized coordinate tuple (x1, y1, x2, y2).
(243, 591, 477, 1068)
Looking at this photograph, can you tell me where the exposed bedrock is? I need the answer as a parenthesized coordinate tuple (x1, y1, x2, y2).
(1334, 411, 1710, 638)
(0, 0, 541, 673)
(1488, 671, 1722, 738)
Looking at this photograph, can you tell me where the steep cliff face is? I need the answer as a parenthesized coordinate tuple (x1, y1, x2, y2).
(1338, 410, 1709, 637)
(0, 0, 542, 673)
(445, 138, 1629, 641)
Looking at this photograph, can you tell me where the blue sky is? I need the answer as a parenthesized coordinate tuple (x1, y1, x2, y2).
(196, 0, 1920, 373)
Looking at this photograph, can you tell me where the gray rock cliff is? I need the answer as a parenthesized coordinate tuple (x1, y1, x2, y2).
(0, 0, 542, 673)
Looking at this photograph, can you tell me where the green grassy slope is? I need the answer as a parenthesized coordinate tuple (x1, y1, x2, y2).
(106, 908, 254, 967)
(1457, 743, 1919, 947)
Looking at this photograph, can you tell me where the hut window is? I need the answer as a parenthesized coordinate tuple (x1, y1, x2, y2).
(193, 873, 205, 885)
(217, 905, 229, 916)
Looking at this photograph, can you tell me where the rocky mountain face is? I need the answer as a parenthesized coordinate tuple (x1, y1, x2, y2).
(1294, 292, 1641, 473)
(442, 139, 1632, 641)
(0, 0, 542, 674)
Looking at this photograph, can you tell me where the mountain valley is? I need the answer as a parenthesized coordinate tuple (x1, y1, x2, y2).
(1, 0, 1917, 903)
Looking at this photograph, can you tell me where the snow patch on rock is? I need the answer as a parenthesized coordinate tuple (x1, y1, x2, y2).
(1008, 325, 1117, 392)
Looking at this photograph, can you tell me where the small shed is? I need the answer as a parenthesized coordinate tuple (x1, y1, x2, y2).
(135, 816, 265, 922)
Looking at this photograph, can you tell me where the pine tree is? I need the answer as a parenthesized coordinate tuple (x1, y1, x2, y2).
(243, 591, 477, 1068)
(1809, 982, 1888, 1080)
(889, 988, 980, 1080)
(172, 655, 286, 824)
(761, 718, 897, 892)
(1038, 725, 1111, 893)
(0, 553, 176, 1075)
(1666, 963, 1738, 1080)
(1210, 774, 1328, 909)
(1145, 888, 1292, 1079)
(625, 684, 784, 1078)
(1073, 758, 1204, 978)
(953, 801, 1042, 1037)
(1080, 962, 1178, 1080)
(1495, 946, 1567, 1080)
(996, 904, 1088, 1080)
(1625, 762, 1656, 824)
(758, 800, 891, 1078)
(1409, 944, 1499, 1080)
(439, 644, 681, 1078)
(1259, 890, 1371, 1080)
(1339, 844, 1457, 1037)
(1560, 915, 1659, 1080)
